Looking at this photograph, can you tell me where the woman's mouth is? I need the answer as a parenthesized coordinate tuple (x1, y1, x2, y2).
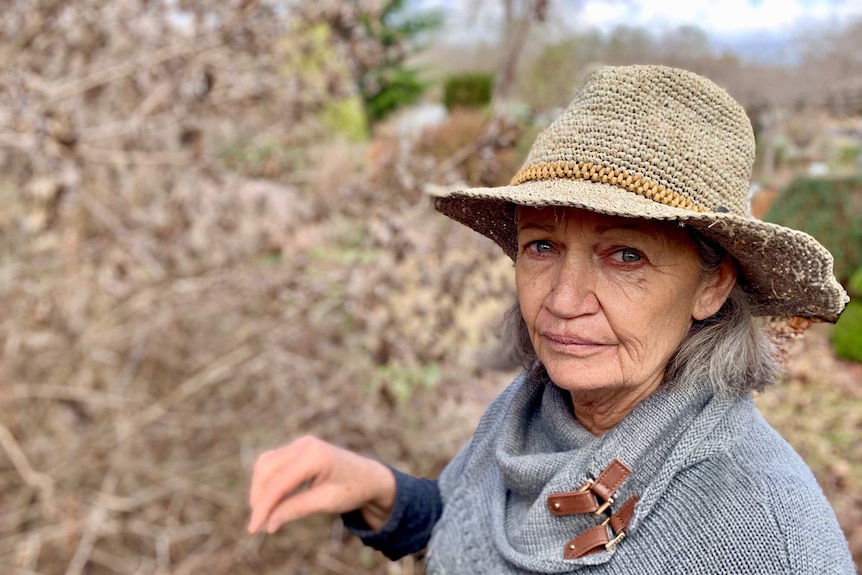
(540, 332, 614, 355)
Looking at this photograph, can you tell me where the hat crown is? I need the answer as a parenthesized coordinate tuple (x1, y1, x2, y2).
(431, 65, 848, 321)
(519, 65, 755, 215)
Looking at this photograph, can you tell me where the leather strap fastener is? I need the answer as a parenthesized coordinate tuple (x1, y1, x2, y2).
(547, 459, 632, 516)
(563, 494, 639, 560)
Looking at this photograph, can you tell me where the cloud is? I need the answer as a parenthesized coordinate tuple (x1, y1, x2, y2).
(419, 0, 861, 54)
(576, 0, 862, 35)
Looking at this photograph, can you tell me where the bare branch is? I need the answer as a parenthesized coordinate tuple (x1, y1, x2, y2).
(0, 424, 56, 520)
(48, 35, 225, 102)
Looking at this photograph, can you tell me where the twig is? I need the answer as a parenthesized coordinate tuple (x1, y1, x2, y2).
(0, 490, 37, 533)
(0, 523, 70, 555)
(132, 78, 178, 119)
(116, 341, 261, 443)
(0, 566, 51, 575)
(49, 35, 225, 102)
(78, 111, 181, 143)
(170, 534, 224, 575)
(0, 131, 35, 151)
(79, 194, 167, 280)
(65, 473, 118, 575)
(430, 114, 515, 180)
(64, 507, 104, 575)
(123, 458, 240, 510)
(48, 335, 265, 478)
(431, 131, 493, 179)
(6, 384, 139, 409)
(0, 424, 56, 519)
(318, 555, 361, 575)
(21, 531, 41, 572)
(78, 147, 193, 167)
(88, 548, 138, 575)
(93, 484, 175, 514)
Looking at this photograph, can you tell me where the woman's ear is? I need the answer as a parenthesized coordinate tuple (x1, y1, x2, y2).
(692, 256, 738, 321)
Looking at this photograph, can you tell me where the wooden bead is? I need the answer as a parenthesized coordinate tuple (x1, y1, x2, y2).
(508, 161, 701, 213)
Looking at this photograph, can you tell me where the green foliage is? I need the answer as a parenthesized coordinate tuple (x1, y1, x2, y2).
(834, 145, 861, 171)
(279, 22, 351, 104)
(764, 177, 862, 284)
(373, 362, 442, 404)
(443, 73, 494, 111)
(831, 299, 862, 363)
(363, 66, 429, 124)
(280, 22, 333, 75)
(833, 267, 862, 363)
(359, 0, 442, 123)
(849, 266, 862, 297)
(218, 138, 305, 179)
(321, 96, 369, 141)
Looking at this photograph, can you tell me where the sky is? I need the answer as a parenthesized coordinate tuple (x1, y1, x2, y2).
(574, 0, 861, 36)
(417, 0, 862, 62)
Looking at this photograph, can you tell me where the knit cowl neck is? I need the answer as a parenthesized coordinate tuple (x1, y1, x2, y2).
(426, 369, 737, 574)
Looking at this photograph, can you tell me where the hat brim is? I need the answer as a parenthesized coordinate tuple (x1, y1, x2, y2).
(431, 179, 848, 322)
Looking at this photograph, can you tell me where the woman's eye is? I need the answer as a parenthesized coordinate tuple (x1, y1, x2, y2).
(613, 248, 643, 263)
(530, 240, 554, 253)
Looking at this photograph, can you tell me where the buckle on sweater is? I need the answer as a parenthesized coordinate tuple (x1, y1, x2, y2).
(575, 480, 614, 514)
(562, 494, 639, 559)
(548, 460, 630, 517)
(602, 516, 626, 550)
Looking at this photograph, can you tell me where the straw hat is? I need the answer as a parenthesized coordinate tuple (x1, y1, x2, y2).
(431, 65, 848, 322)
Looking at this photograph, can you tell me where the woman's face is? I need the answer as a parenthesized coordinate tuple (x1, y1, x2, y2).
(515, 207, 729, 398)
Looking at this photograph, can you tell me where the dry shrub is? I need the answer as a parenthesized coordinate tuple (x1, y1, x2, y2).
(414, 109, 526, 188)
(0, 3, 519, 573)
(1, 155, 516, 574)
(2, 3, 859, 574)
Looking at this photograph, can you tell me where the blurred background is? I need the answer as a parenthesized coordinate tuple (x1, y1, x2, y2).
(1, 0, 861, 573)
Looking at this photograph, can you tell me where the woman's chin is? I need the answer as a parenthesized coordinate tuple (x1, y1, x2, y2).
(541, 362, 619, 395)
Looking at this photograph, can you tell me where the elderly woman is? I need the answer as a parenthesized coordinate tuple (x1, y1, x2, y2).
(247, 66, 855, 573)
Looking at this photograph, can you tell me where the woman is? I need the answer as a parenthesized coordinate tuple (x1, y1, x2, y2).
(247, 65, 855, 573)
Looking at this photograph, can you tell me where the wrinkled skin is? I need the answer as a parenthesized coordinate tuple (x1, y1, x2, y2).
(515, 207, 736, 434)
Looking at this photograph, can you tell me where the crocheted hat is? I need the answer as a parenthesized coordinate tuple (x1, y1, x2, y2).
(432, 65, 848, 322)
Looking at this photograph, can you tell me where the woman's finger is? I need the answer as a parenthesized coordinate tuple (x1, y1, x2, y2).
(247, 436, 330, 533)
(263, 482, 360, 533)
(247, 436, 397, 534)
(249, 436, 319, 505)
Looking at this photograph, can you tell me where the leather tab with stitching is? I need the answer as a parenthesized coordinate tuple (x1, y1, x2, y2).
(547, 490, 599, 515)
(547, 459, 632, 517)
(590, 459, 632, 502)
(609, 494, 639, 534)
(562, 494, 640, 559)
(563, 524, 608, 559)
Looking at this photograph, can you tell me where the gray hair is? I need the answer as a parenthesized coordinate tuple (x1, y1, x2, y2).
(499, 229, 780, 397)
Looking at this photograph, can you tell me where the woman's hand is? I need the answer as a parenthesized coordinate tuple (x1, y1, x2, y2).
(247, 435, 396, 534)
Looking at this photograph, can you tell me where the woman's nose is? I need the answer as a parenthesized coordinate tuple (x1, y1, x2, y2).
(543, 254, 599, 318)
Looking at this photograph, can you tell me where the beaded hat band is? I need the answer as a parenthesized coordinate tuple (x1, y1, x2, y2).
(431, 65, 848, 322)
(509, 160, 706, 212)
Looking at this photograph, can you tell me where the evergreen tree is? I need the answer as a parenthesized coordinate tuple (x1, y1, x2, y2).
(359, 0, 442, 124)
(296, 0, 442, 125)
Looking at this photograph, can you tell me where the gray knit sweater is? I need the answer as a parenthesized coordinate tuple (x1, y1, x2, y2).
(425, 370, 855, 574)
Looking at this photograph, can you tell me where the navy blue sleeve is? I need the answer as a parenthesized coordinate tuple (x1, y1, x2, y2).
(341, 467, 443, 561)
